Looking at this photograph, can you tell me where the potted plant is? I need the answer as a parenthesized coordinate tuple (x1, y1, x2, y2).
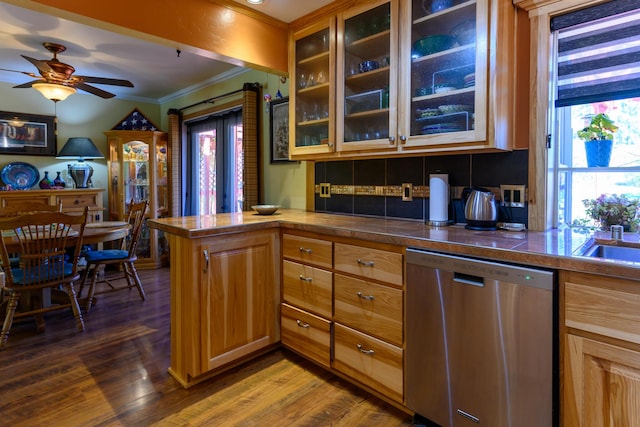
(577, 113, 618, 167)
(582, 193, 640, 231)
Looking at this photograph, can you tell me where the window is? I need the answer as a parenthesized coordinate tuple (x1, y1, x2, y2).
(551, 1, 640, 228)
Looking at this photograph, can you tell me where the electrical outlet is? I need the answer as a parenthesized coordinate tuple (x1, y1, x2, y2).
(402, 183, 413, 201)
(319, 183, 331, 198)
(500, 185, 526, 207)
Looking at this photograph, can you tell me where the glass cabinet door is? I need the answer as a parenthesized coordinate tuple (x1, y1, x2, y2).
(337, 0, 397, 153)
(155, 140, 168, 218)
(401, 0, 487, 147)
(123, 140, 149, 205)
(290, 19, 336, 156)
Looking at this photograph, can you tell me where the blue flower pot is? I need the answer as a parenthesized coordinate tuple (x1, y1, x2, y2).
(585, 139, 612, 167)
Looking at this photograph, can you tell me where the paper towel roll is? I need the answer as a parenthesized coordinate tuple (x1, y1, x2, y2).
(429, 174, 449, 223)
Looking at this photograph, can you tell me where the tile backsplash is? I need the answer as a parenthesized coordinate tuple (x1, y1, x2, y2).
(314, 150, 528, 226)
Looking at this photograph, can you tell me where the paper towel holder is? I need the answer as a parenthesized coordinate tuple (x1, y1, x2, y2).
(427, 172, 454, 227)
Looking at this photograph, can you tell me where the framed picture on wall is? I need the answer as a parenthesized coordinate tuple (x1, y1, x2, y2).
(269, 97, 295, 163)
(0, 111, 57, 156)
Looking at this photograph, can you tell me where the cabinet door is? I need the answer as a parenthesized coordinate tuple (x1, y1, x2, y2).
(565, 334, 640, 427)
(336, 0, 398, 153)
(399, 0, 487, 150)
(290, 18, 336, 157)
(199, 230, 279, 375)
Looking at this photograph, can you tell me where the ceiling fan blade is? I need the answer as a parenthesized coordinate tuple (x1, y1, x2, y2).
(12, 79, 43, 89)
(75, 75, 134, 87)
(76, 82, 116, 98)
(0, 68, 39, 78)
(21, 55, 55, 75)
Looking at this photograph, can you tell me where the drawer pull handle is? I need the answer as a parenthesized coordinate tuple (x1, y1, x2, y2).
(357, 344, 375, 355)
(299, 275, 313, 283)
(357, 259, 375, 267)
(357, 291, 375, 301)
(203, 249, 209, 273)
(296, 320, 310, 328)
(299, 247, 313, 254)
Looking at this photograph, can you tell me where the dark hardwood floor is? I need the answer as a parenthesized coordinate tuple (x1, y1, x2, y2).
(0, 267, 414, 426)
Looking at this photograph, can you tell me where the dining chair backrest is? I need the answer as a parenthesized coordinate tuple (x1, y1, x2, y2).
(123, 200, 148, 258)
(0, 210, 88, 288)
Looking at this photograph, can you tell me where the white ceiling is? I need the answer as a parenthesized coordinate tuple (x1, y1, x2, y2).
(0, 1, 333, 104)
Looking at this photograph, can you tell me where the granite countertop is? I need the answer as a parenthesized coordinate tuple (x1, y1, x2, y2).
(148, 209, 640, 279)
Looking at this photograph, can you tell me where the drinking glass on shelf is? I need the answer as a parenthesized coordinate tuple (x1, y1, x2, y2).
(306, 73, 316, 87)
(298, 74, 307, 89)
(317, 70, 327, 84)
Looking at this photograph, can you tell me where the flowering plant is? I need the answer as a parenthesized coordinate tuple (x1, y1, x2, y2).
(582, 193, 640, 231)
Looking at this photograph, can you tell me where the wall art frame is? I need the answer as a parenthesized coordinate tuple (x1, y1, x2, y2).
(269, 97, 296, 163)
(0, 111, 57, 156)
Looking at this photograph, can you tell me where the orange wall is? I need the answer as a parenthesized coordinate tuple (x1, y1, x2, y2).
(14, 0, 288, 74)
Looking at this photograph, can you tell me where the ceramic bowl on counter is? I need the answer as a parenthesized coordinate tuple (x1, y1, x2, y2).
(412, 35, 455, 57)
(252, 204, 280, 215)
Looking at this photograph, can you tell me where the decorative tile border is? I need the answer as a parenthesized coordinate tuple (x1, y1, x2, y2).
(314, 184, 526, 202)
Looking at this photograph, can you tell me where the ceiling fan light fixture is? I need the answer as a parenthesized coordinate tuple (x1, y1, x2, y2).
(247, 0, 263, 4)
(32, 82, 76, 102)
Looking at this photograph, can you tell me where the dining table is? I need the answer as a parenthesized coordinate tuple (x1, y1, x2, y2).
(0, 220, 130, 324)
(1, 220, 130, 253)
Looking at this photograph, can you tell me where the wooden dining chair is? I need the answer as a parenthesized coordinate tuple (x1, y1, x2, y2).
(79, 200, 149, 312)
(0, 208, 89, 349)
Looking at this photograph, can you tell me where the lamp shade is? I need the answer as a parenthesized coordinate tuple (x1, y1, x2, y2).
(57, 137, 104, 160)
(57, 137, 104, 189)
(32, 82, 76, 102)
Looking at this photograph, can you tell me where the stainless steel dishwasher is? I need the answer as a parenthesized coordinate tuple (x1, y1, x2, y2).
(405, 249, 557, 427)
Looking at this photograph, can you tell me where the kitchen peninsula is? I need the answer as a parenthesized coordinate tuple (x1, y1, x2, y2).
(149, 209, 640, 424)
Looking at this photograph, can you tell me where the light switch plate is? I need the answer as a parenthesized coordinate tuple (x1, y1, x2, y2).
(402, 183, 413, 201)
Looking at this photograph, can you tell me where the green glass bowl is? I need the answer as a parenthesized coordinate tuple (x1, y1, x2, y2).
(412, 35, 455, 57)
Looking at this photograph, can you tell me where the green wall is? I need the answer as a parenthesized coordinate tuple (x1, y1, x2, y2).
(0, 70, 307, 213)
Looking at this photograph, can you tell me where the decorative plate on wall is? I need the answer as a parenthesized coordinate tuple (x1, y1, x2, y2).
(1, 162, 40, 190)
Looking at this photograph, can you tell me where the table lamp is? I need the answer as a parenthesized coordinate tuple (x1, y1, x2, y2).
(56, 137, 104, 188)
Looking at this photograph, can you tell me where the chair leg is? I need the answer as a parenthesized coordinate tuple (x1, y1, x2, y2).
(77, 264, 92, 298)
(125, 262, 145, 300)
(84, 264, 102, 313)
(65, 283, 85, 332)
(0, 291, 20, 350)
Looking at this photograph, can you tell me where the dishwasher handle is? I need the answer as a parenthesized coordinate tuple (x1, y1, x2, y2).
(453, 272, 485, 287)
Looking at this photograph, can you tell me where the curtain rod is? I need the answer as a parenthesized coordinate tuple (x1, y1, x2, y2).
(177, 82, 261, 112)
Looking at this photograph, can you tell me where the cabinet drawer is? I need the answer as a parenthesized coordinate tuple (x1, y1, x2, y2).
(334, 243, 403, 286)
(56, 193, 100, 210)
(333, 323, 403, 403)
(565, 273, 640, 345)
(281, 303, 331, 368)
(283, 234, 332, 269)
(334, 273, 403, 346)
(283, 260, 332, 318)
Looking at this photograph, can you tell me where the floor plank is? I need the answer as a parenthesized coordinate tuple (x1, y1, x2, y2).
(0, 267, 414, 426)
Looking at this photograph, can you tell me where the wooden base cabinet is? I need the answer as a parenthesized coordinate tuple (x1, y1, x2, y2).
(0, 188, 104, 222)
(167, 229, 280, 388)
(280, 231, 405, 406)
(562, 271, 640, 426)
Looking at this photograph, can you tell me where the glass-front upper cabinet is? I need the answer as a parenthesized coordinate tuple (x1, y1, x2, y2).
(105, 130, 169, 268)
(289, 18, 336, 157)
(336, 0, 398, 153)
(399, 0, 492, 149)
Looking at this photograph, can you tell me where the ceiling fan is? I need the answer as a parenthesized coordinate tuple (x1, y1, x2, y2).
(0, 42, 134, 101)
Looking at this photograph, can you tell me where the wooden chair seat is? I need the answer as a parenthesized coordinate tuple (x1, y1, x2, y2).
(79, 200, 148, 312)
